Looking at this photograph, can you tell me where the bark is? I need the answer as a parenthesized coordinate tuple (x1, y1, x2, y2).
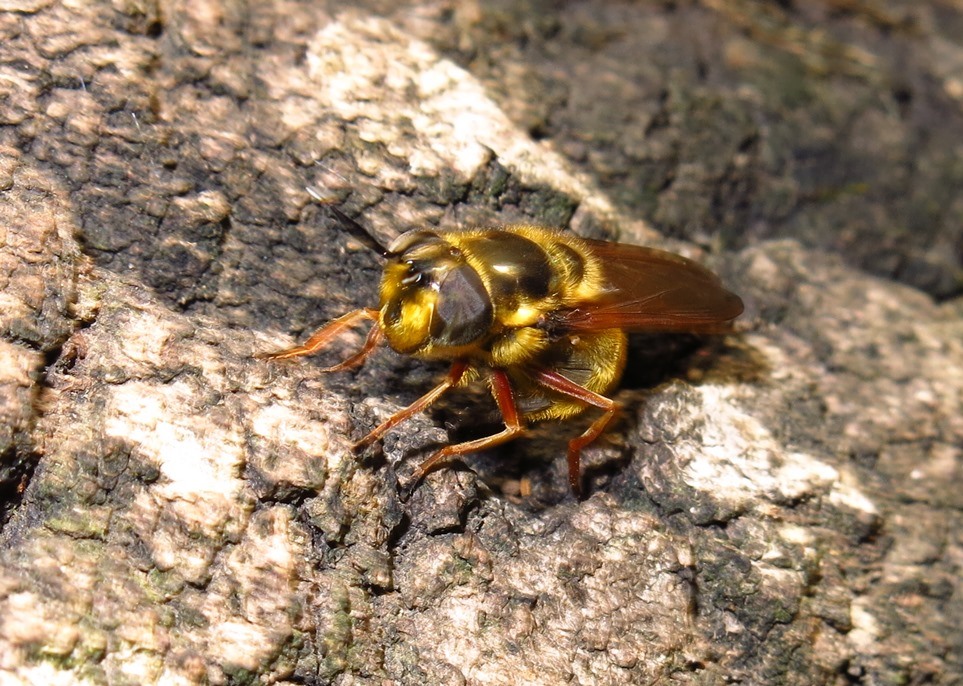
(0, 1, 960, 685)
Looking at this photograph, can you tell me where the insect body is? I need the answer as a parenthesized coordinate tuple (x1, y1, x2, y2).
(262, 210, 743, 496)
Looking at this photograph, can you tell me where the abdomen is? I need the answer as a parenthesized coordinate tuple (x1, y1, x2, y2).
(509, 329, 627, 423)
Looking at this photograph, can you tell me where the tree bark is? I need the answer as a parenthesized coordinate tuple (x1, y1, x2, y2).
(1, 1, 960, 684)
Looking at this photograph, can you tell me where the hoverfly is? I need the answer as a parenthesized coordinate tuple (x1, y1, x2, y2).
(261, 205, 743, 496)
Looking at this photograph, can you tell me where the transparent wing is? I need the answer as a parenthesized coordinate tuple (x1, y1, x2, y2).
(560, 239, 744, 333)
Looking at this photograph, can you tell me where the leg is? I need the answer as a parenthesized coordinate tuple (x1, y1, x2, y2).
(530, 369, 620, 497)
(319, 324, 383, 372)
(406, 369, 526, 489)
(258, 308, 380, 363)
(354, 360, 470, 452)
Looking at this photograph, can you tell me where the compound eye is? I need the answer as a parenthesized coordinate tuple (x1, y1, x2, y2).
(434, 264, 493, 346)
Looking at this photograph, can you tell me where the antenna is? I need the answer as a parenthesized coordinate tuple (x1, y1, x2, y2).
(305, 186, 390, 257)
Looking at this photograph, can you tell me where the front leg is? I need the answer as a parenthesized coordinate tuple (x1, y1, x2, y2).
(258, 308, 381, 372)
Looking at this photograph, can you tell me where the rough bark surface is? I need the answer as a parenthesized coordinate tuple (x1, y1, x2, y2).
(0, 1, 960, 685)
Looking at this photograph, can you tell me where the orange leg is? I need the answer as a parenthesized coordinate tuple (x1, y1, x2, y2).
(406, 369, 526, 489)
(258, 308, 380, 368)
(530, 369, 620, 497)
(354, 360, 470, 453)
(318, 324, 383, 372)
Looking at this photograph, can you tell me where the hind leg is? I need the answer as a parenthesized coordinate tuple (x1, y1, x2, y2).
(530, 369, 620, 497)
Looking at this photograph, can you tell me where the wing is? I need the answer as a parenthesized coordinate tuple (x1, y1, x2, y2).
(561, 238, 744, 333)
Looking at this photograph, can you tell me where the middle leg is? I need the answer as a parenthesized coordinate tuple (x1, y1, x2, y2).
(354, 360, 470, 452)
(406, 369, 526, 490)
